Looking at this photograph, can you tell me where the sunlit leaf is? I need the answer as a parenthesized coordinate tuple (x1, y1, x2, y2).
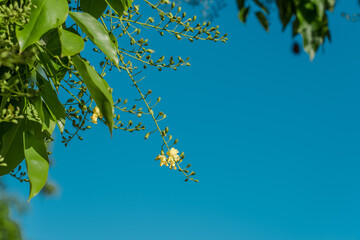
(109, 31, 118, 48)
(72, 55, 114, 135)
(59, 28, 85, 57)
(23, 130, 49, 202)
(16, 0, 68, 51)
(106, 0, 133, 16)
(37, 73, 66, 133)
(69, 11, 119, 65)
(31, 96, 56, 136)
(36, 45, 68, 85)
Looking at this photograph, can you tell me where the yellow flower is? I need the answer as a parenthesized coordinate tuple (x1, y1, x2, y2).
(90, 106, 103, 124)
(167, 147, 180, 162)
(94, 106, 103, 117)
(168, 157, 177, 170)
(155, 154, 168, 167)
(90, 114, 98, 124)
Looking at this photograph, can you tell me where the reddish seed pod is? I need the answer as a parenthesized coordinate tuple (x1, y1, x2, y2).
(292, 42, 300, 55)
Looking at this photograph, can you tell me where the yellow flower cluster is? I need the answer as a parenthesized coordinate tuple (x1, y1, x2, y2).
(155, 148, 181, 170)
(90, 106, 103, 124)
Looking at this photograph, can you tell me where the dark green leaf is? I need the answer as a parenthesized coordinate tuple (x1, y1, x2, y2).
(292, 18, 299, 37)
(106, 0, 133, 16)
(43, 29, 61, 56)
(72, 55, 114, 135)
(23, 130, 49, 202)
(0, 121, 25, 176)
(276, 0, 293, 30)
(255, 11, 269, 31)
(37, 73, 66, 133)
(69, 11, 119, 65)
(25, 101, 47, 137)
(46, 27, 84, 57)
(42, 105, 57, 136)
(81, 0, 108, 19)
(238, 7, 250, 23)
(236, 0, 245, 9)
(31, 96, 56, 136)
(16, 0, 68, 51)
(254, 0, 269, 14)
(36, 46, 67, 85)
(30, 96, 44, 128)
(109, 31, 118, 48)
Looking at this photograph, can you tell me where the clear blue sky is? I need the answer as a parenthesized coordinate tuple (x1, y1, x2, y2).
(3, 1, 360, 239)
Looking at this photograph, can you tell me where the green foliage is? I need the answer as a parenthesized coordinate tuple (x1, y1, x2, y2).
(105, 0, 132, 16)
(69, 11, 118, 65)
(36, 73, 66, 133)
(237, 0, 335, 60)
(72, 55, 114, 134)
(0, 180, 57, 240)
(16, 0, 69, 51)
(0, 0, 227, 199)
(23, 130, 49, 202)
(0, 200, 22, 240)
(0, 121, 25, 176)
(57, 28, 85, 57)
(80, 0, 108, 19)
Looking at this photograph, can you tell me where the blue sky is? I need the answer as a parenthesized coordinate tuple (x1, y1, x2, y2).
(3, 0, 360, 239)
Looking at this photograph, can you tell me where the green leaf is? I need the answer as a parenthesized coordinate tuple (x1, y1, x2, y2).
(106, 0, 133, 17)
(23, 130, 49, 202)
(30, 96, 44, 128)
(253, 0, 269, 14)
(31, 96, 56, 136)
(295, 3, 330, 60)
(69, 12, 119, 66)
(25, 101, 47, 136)
(236, 0, 245, 9)
(0, 121, 25, 176)
(72, 55, 114, 135)
(45, 27, 84, 57)
(312, 0, 325, 19)
(109, 31, 118, 49)
(80, 0, 108, 19)
(238, 7, 250, 23)
(276, 0, 293, 30)
(255, 11, 269, 31)
(37, 73, 66, 133)
(59, 28, 85, 57)
(16, 0, 69, 51)
(326, 0, 335, 11)
(292, 18, 299, 37)
(46, 28, 84, 57)
(36, 42, 68, 84)
(42, 105, 57, 136)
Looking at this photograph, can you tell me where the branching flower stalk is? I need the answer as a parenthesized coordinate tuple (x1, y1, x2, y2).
(0, 0, 226, 199)
(118, 57, 192, 180)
